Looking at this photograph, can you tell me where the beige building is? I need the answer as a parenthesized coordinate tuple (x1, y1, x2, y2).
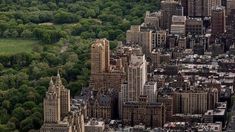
(151, 49, 161, 69)
(40, 73, 85, 132)
(126, 25, 153, 57)
(90, 39, 125, 91)
(144, 11, 162, 30)
(156, 30, 167, 47)
(170, 15, 186, 35)
(85, 119, 105, 132)
(91, 39, 110, 74)
(122, 96, 166, 128)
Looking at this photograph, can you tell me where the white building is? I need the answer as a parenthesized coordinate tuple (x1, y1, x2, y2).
(127, 54, 147, 102)
(144, 81, 157, 102)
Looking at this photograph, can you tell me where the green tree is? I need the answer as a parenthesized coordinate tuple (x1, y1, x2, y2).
(12, 107, 25, 121)
(21, 30, 33, 38)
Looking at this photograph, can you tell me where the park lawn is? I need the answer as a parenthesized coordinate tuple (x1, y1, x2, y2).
(0, 39, 38, 55)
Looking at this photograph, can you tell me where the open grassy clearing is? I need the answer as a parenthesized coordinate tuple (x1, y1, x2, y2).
(0, 39, 38, 55)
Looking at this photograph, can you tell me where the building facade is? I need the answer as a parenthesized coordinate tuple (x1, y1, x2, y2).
(87, 94, 112, 121)
(126, 25, 153, 57)
(127, 53, 147, 102)
(40, 73, 85, 132)
(161, 0, 183, 29)
(188, 0, 222, 17)
(170, 15, 186, 35)
(158, 95, 173, 122)
(90, 39, 125, 91)
(211, 6, 226, 36)
(122, 96, 166, 128)
(186, 18, 204, 35)
(85, 119, 105, 132)
(144, 81, 157, 102)
(173, 91, 208, 114)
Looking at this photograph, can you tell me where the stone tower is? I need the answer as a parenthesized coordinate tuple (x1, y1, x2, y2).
(43, 78, 61, 123)
(40, 72, 73, 132)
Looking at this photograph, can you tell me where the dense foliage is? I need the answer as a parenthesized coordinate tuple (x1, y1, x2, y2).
(0, 0, 160, 131)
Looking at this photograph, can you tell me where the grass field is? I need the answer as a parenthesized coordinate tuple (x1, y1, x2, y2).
(0, 39, 38, 55)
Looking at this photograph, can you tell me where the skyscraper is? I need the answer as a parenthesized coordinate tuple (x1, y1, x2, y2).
(91, 39, 110, 74)
(90, 39, 125, 91)
(127, 52, 147, 102)
(40, 73, 85, 132)
(43, 73, 71, 123)
(211, 6, 226, 36)
(161, 0, 183, 29)
(188, 0, 210, 17)
(188, 0, 221, 17)
(43, 78, 61, 124)
(126, 25, 153, 57)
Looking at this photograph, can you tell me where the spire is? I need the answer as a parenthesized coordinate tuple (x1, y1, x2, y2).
(55, 69, 63, 87)
(48, 77, 55, 92)
(57, 69, 61, 79)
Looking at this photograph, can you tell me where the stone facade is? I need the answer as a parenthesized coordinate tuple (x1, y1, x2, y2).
(122, 96, 166, 128)
(126, 25, 153, 57)
(40, 73, 85, 132)
(90, 39, 125, 91)
(87, 93, 112, 121)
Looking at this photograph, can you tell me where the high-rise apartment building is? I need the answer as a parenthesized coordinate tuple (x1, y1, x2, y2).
(144, 11, 162, 30)
(40, 73, 85, 132)
(211, 6, 226, 36)
(188, 0, 221, 17)
(161, 0, 183, 29)
(186, 18, 204, 35)
(91, 39, 110, 75)
(126, 25, 153, 57)
(143, 81, 157, 102)
(151, 49, 161, 69)
(188, 0, 209, 17)
(170, 15, 186, 35)
(127, 53, 147, 102)
(90, 39, 125, 91)
(156, 30, 167, 47)
(118, 46, 148, 118)
(173, 91, 208, 114)
(173, 88, 218, 115)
